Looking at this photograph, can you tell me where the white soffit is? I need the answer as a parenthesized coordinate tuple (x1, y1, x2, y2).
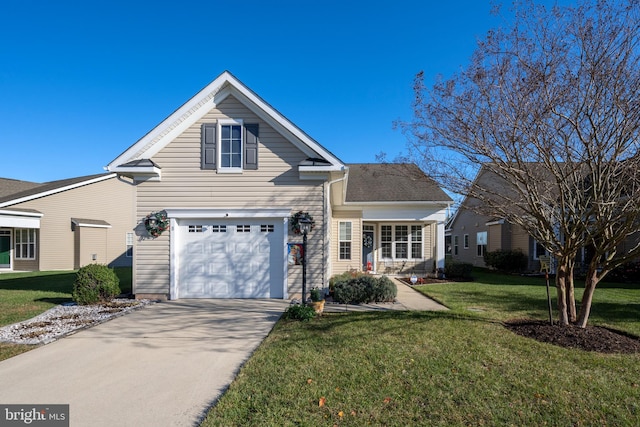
(0, 210, 43, 229)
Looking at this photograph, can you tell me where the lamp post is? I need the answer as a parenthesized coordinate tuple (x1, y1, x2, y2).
(298, 217, 312, 304)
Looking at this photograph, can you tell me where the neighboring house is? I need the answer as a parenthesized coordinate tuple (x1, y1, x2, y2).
(446, 205, 543, 271)
(0, 174, 135, 271)
(446, 165, 550, 271)
(106, 71, 452, 300)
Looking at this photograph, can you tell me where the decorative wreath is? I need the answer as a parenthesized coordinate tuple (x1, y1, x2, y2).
(363, 235, 373, 248)
(290, 211, 315, 235)
(144, 210, 170, 237)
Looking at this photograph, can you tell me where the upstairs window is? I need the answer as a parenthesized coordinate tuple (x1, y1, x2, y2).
(220, 123, 242, 169)
(201, 120, 259, 171)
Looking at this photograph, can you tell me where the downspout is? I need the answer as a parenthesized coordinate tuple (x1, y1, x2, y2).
(324, 166, 349, 289)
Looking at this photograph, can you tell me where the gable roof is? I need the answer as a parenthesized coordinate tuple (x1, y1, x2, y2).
(0, 178, 41, 198)
(0, 174, 116, 208)
(106, 71, 345, 174)
(345, 163, 453, 204)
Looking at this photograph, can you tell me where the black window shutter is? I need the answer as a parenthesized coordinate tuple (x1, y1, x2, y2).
(201, 123, 216, 170)
(244, 124, 259, 170)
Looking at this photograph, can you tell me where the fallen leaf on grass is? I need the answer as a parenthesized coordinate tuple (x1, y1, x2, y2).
(383, 397, 392, 404)
(319, 397, 326, 407)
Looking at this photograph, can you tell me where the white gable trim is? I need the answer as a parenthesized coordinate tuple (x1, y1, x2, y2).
(106, 71, 344, 171)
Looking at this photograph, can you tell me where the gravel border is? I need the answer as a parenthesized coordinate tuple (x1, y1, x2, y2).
(0, 299, 154, 345)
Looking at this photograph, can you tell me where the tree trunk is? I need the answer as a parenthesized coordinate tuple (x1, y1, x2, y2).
(577, 266, 600, 328)
(555, 262, 570, 326)
(566, 262, 577, 323)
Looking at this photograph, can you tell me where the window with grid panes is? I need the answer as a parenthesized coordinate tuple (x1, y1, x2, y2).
(381, 225, 392, 258)
(339, 221, 352, 260)
(411, 225, 422, 258)
(395, 225, 408, 259)
(15, 229, 36, 259)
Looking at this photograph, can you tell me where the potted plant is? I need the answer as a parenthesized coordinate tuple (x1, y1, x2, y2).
(309, 287, 325, 314)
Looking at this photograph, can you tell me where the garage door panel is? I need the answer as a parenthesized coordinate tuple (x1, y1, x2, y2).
(178, 219, 284, 298)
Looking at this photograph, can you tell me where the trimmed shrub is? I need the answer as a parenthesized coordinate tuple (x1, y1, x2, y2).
(283, 304, 316, 321)
(444, 260, 474, 280)
(72, 264, 121, 305)
(332, 274, 397, 304)
(607, 261, 640, 284)
(484, 249, 528, 273)
(372, 275, 397, 302)
(329, 271, 366, 293)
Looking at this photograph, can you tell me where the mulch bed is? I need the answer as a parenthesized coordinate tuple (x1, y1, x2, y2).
(505, 319, 640, 354)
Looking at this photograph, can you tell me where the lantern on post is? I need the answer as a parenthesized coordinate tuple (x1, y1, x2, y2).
(298, 216, 313, 304)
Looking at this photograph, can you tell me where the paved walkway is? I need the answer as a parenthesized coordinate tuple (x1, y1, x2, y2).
(324, 277, 448, 312)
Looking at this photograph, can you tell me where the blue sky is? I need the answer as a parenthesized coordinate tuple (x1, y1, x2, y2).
(1, 1, 557, 182)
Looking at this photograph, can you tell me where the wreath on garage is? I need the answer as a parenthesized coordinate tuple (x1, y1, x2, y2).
(290, 211, 315, 235)
(144, 210, 170, 237)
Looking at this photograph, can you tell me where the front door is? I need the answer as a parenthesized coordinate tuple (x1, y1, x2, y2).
(362, 228, 374, 272)
(0, 233, 10, 268)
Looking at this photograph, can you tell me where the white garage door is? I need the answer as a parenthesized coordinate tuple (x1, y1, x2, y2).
(178, 219, 284, 298)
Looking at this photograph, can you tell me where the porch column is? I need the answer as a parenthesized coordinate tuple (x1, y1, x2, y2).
(436, 220, 446, 269)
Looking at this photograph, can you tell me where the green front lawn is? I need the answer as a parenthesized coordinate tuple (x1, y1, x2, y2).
(202, 271, 640, 426)
(0, 268, 132, 360)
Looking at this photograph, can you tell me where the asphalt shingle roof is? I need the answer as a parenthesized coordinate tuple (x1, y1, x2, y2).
(345, 163, 452, 203)
(0, 178, 41, 199)
(0, 174, 111, 205)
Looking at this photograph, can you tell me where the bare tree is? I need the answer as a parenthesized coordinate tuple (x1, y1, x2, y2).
(399, 0, 640, 327)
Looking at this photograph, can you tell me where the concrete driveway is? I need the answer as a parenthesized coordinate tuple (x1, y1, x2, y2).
(0, 299, 288, 427)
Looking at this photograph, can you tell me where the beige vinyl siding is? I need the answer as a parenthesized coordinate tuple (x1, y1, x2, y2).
(449, 207, 491, 267)
(9, 177, 135, 271)
(330, 211, 362, 274)
(423, 222, 435, 271)
(134, 95, 326, 296)
(74, 227, 108, 268)
(510, 224, 530, 254)
(487, 223, 502, 252)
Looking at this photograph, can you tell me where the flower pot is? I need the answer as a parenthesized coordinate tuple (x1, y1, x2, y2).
(310, 300, 325, 314)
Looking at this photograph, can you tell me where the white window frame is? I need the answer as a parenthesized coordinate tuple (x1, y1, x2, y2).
(533, 240, 547, 260)
(339, 221, 352, 260)
(380, 225, 392, 259)
(476, 231, 487, 257)
(394, 225, 409, 259)
(15, 228, 36, 260)
(463, 234, 469, 249)
(217, 119, 243, 173)
(379, 223, 424, 260)
(126, 232, 134, 257)
(411, 225, 423, 259)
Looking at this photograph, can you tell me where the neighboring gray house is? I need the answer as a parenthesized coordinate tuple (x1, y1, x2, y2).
(105, 71, 452, 300)
(0, 174, 135, 271)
